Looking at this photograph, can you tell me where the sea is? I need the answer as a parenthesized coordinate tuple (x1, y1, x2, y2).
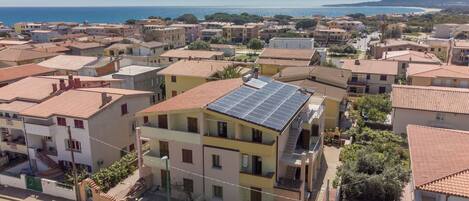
(0, 6, 425, 26)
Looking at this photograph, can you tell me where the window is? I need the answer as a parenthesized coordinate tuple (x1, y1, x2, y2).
(171, 76, 177, 83)
(171, 90, 177, 97)
(217, 122, 227, 138)
(213, 185, 223, 199)
(187, 117, 198, 133)
(379, 87, 386, 94)
(366, 74, 370, 80)
(143, 116, 149, 124)
(380, 75, 387, 81)
(252, 129, 262, 143)
(183, 178, 194, 193)
(121, 104, 128, 115)
(212, 154, 221, 169)
(436, 113, 445, 121)
(57, 117, 67, 126)
(65, 139, 81, 152)
(74, 120, 84, 129)
(182, 149, 193, 163)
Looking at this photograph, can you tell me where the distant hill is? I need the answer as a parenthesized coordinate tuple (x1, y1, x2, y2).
(326, 0, 469, 8)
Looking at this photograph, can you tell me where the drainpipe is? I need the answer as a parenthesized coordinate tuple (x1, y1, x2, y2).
(135, 127, 143, 178)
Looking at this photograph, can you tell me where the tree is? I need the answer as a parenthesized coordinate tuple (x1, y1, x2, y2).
(295, 19, 317, 30)
(353, 94, 392, 123)
(125, 19, 136, 25)
(247, 38, 263, 51)
(217, 66, 242, 79)
(176, 13, 198, 24)
(210, 36, 228, 44)
(347, 13, 366, 19)
(188, 40, 211, 50)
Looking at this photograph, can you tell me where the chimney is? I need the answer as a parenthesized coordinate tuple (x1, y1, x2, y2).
(100, 92, 112, 107)
(253, 67, 259, 79)
(74, 78, 81, 88)
(52, 83, 58, 93)
(67, 74, 74, 89)
(59, 79, 66, 90)
(354, 60, 360, 65)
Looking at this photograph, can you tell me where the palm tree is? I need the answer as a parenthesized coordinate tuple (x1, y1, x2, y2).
(217, 66, 242, 79)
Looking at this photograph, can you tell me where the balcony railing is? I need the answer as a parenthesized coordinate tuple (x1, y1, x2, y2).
(203, 135, 276, 156)
(347, 80, 367, 86)
(140, 125, 201, 145)
(239, 171, 275, 187)
(24, 120, 55, 137)
(276, 178, 304, 191)
(143, 151, 169, 169)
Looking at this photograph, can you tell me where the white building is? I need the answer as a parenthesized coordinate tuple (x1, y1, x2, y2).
(31, 30, 61, 43)
(433, 23, 469, 39)
(269, 37, 315, 49)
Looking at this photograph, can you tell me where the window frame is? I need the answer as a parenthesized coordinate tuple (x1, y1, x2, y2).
(171, 75, 177, 83)
(74, 119, 84, 129)
(379, 75, 387, 81)
(65, 139, 81, 152)
(182, 149, 193, 164)
(121, 104, 128, 115)
(213, 185, 223, 199)
(57, 117, 67, 126)
(212, 154, 221, 169)
(183, 178, 194, 193)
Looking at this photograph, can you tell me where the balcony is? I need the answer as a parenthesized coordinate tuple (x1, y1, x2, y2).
(203, 135, 276, 156)
(143, 152, 169, 169)
(240, 171, 275, 187)
(347, 80, 367, 86)
(0, 141, 27, 155)
(140, 125, 201, 145)
(276, 178, 304, 191)
(24, 119, 55, 137)
(0, 117, 23, 129)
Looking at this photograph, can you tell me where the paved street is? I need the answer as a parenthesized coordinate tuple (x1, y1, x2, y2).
(0, 186, 71, 201)
(314, 145, 341, 201)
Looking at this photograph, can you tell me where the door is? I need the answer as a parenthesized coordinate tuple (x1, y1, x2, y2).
(217, 122, 227, 138)
(252, 156, 262, 175)
(26, 176, 43, 192)
(187, 117, 198, 133)
(159, 141, 169, 158)
(252, 129, 262, 143)
(158, 115, 168, 129)
(250, 187, 262, 201)
(300, 129, 310, 150)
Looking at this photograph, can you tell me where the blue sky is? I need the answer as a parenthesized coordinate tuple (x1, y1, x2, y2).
(0, 0, 368, 7)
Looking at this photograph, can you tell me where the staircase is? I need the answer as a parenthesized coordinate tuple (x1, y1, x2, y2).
(36, 151, 63, 179)
(281, 117, 304, 165)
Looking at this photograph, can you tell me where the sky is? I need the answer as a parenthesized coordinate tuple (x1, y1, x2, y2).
(0, 0, 369, 7)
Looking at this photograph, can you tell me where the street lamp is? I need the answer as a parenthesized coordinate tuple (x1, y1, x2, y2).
(161, 156, 170, 201)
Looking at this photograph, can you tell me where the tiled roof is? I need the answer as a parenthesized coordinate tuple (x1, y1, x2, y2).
(375, 39, 429, 48)
(68, 42, 103, 50)
(392, 85, 469, 114)
(0, 64, 56, 83)
(160, 49, 223, 59)
(288, 79, 346, 101)
(406, 63, 441, 77)
(256, 58, 311, 67)
(140, 41, 167, 48)
(383, 50, 441, 64)
(407, 125, 469, 198)
(341, 59, 398, 75)
(78, 87, 153, 96)
(408, 64, 469, 79)
(273, 66, 351, 88)
(0, 77, 59, 102)
(138, 79, 243, 114)
(38, 75, 121, 82)
(38, 55, 98, 71)
(259, 48, 316, 60)
(0, 48, 57, 62)
(0, 101, 37, 113)
(157, 60, 235, 78)
(32, 46, 70, 53)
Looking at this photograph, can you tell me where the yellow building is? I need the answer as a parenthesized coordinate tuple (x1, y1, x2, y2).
(256, 48, 320, 76)
(158, 49, 224, 65)
(137, 77, 325, 201)
(158, 60, 249, 99)
(407, 63, 469, 88)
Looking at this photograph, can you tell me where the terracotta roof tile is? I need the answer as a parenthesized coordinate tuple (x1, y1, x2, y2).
(259, 48, 316, 60)
(0, 48, 58, 62)
(408, 64, 469, 79)
(392, 85, 469, 114)
(157, 60, 235, 78)
(382, 50, 441, 64)
(0, 77, 60, 102)
(0, 64, 56, 83)
(342, 59, 398, 75)
(160, 49, 223, 59)
(407, 125, 469, 198)
(0, 101, 37, 113)
(256, 58, 311, 67)
(138, 79, 243, 114)
(38, 55, 98, 71)
(287, 79, 346, 101)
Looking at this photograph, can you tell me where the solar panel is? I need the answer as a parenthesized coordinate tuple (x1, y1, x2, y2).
(207, 77, 312, 131)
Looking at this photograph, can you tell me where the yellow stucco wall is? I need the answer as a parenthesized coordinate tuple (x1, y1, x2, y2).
(260, 64, 283, 76)
(410, 76, 432, 86)
(324, 98, 340, 130)
(164, 75, 208, 99)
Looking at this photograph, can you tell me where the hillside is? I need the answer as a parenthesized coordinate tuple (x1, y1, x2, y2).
(326, 0, 469, 8)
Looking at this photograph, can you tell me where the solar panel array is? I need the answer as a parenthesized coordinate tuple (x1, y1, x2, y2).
(207, 78, 311, 131)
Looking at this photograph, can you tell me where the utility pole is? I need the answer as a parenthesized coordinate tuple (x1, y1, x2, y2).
(162, 156, 170, 201)
(135, 127, 143, 178)
(67, 126, 81, 201)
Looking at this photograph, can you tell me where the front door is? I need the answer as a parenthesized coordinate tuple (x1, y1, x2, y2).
(158, 115, 168, 129)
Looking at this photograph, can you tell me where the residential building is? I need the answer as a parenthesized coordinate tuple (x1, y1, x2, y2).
(326, 20, 365, 31)
(312, 28, 351, 47)
(137, 77, 325, 201)
(424, 38, 451, 62)
(0, 40, 31, 48)
(143, 27, 186, 48)
(132, 41, 169, 57)
(157, 60, 247, 98)
(201, 29, 223, 41)
(20, 87, 153, 173)
(104, 43, 134, 57)
(108, 65, 165, 103)
(38, 55, 120, 76)
(256, 48, 320, 76)
(274, 66, 351, 129)
(0, 64, 56, 87)
(222, 25, 260, 43)
(391, 85, 469, 134)
(159, 49, 224, 65)
(370, 39, 430, 59)
(407, 64, 469, 88)
(260, 25, 295, 42)
(381, 50, 441, 76)
(31, 30, 61, 43)
(432, 23, 469, 39)
(70, 24, 135, 37)
(269, 37, 315, 49)
(0, 48, 58, 68)
(13, 22, 45, 34)
(38, 75, 122, 88)
(341, 60, 398, 96)
(407, 125, 469, 201)
(210, 44, 236, 57)
(68, 42, 105, 56)
(170, 24, 203, 43)
(451, 40, 469, 66)
(201, 22, 233, 29)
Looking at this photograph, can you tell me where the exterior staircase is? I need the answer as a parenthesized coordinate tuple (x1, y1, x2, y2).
(36, 151, 63, 179)
(281, 117, 305, 165)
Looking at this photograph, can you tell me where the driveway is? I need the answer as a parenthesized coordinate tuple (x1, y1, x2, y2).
(313, 145, 341, 201)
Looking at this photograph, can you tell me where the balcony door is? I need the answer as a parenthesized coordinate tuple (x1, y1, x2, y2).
(159, 141, 169, 158)
(187, 117, 198, 133)
(158, 115, 168, 129)
(252, 155, 262, 175)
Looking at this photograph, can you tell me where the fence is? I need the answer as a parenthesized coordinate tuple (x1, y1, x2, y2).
(0, 172, 76, 200)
